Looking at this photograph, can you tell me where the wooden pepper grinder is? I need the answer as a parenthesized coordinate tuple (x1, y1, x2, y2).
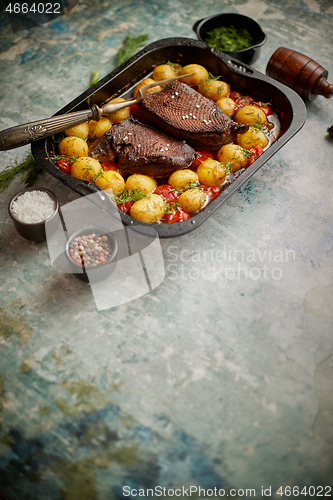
(266, 47, 333, 101)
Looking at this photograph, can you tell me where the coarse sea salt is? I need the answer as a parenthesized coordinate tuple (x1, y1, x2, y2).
(11, 190, 55, 224)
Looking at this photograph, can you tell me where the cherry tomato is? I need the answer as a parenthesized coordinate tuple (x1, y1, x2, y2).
(254, 101, 273, 116)
(154, 184, 180, 203)
(162, 206, 190, 224)
(247, 147, 264, 165)
(229, 91, 242, 100)
(101, 160, 118, 171)
(233, 95, 255, 112)
(130, 104, 142, 120)
(56, 159, 72, 174)
(191, 149, 215, 169)
(100, 161, 125, 178)
(118, 201, 134, 214)
(199, 185, 221, 202)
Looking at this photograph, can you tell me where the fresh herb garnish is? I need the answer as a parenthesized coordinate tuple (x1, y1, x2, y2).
(113, 188, 147, 204)
(165, 201, 181, 214)
(204, 25, 254, 52)
(0, 153, 43, 192)
(49, 154, 77, 163)
(251, 123, 266, 132)
(116, 35, 149, 66)
(90, 70, 99, 87)
(166, 61, 183, 76)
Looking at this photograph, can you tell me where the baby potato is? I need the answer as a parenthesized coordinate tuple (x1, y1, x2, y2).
(59, 136, 88, 157)
(133, 78, 162, 98)
(153, 64, 177, 82)
(88, 117, 112, 140)
(180, 64, 209, 86)
(168, 169, 198, 189)
(216, 144, 248, 172)
(198, 80, 230, 101)
(130, 194, 166, 224)
(178, 189, 206, 213)
(95, 170, 125, 193)
(125, 174, 157, 194)
(236, 127, 269, 149)
(108, 97, 131, 124)
(197, 158, 228, 187)
(65, 122, 89, 140)
(234, 105, 267, 126)
(216, 97, 236, 116)
(71, 157, 102, 182)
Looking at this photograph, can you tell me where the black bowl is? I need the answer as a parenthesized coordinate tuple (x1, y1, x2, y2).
(8, 187, 59, 242)
(65, 225, 118, 283)
(193, 13, 267, 65)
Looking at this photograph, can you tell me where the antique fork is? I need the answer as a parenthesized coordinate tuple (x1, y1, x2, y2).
(0, 73, 195, 151)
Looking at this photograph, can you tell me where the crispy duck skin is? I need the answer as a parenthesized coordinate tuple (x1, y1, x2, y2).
(141, 80, 248, 150)
(91, 117, 196, 178)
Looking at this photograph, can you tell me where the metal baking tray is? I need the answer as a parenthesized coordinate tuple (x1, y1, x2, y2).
(31, 37, 306, 238)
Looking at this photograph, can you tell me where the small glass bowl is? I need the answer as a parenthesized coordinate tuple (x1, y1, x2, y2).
(193, 13, 267, 65)
(65, 225, 118, 283)
(8, 187, 59, 243)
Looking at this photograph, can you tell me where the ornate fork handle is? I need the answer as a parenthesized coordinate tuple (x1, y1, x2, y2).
(0, 105, 101, 151)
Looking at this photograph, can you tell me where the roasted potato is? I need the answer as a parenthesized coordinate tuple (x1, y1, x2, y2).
(197, 158, 228, 187)
(130, 194, 166, 224)
(153, 64, 177, 82)
(95, 170, 125, 193)
(108, 97, 131, 124)
(59, 136, 88, 157)
(168, 169, 198, 189)
(88, 117, 112, 140)
(178, 189, 206, 213)
(180, 64, 209, 86)
(133, 78, 162, 98)
(216, 97, 236, 116)
(125, 174, 157, 194)
(65, 122, 89, 140)
(236, 127, 269, 149)
(198, 79, 230, 101)
(70, 157, 102, 182)
(234, 105, 267, 126)
(216, 144, 248, 172)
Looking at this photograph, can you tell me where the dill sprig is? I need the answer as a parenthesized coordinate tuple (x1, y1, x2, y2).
(49, 154, 77, 163)
(116, 34, 149, 66)
(0, 153, 43, 192)
(113, 188, 147, 204)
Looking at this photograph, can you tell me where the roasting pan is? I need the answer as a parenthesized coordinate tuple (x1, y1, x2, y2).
(31, 37, 306, 238)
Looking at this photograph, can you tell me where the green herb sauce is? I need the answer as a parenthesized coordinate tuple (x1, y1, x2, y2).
(204, 25, 254, 52)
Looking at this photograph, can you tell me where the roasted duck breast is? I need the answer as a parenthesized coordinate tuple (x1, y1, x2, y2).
(91, 117, 196, 178)
(141, 80, 248, 150)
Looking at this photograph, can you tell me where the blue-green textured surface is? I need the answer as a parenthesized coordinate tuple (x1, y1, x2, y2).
(0, 0, 333, 499)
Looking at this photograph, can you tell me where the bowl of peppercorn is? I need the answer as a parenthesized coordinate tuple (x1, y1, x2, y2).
(193, 13, 267, 65)
(65, 225, 118, 283)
